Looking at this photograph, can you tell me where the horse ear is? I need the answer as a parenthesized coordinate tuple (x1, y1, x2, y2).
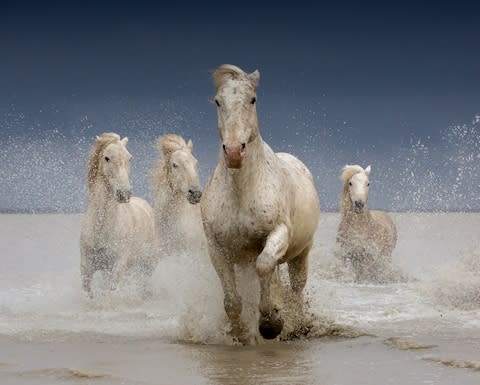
(121, 137, 129, 146)
(248, 70, 260, 88)
(365, 165, 371, 175)
(187, 139, 193, 151)
(96, 135, 101, 141)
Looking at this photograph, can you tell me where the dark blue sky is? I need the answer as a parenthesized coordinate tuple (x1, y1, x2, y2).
(1, 1, 479, 211)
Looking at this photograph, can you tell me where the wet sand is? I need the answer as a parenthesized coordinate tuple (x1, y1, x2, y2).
(1, 333, 479, 385)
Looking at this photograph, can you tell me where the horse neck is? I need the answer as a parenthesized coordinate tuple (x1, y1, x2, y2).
(87, 179, 118, 220)
(154, 174, 189, 223)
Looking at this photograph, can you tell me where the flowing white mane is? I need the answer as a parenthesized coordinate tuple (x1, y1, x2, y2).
(212, 64, 259, 90)
(341, 164, 366, 184)
(157, 134, 190, 159)
(87, 132, 121, 192)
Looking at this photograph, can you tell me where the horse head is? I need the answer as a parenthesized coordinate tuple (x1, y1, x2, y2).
(98, 135, 132, 203)
(342, 165, 371, 213)
(212, 64, 260, 169)
(158, 134, 202, 204)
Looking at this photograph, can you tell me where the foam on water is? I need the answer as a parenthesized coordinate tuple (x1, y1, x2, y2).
(426, 252, 480, 311)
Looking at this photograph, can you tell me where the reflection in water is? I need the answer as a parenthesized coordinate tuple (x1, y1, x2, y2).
(191, 342, 314, 385)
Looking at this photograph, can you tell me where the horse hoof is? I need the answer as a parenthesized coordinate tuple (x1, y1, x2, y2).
(259, 311, 283, 340)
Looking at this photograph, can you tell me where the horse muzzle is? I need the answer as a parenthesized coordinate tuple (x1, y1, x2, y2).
(187, 189, 202, 204)
(223, 143, 246, 169)
(354, 200, 365, 213)
(116, 190, 131, 203)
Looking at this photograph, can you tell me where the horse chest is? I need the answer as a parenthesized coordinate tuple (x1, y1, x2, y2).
(210, 200, 277, 254)
(339, 221, 382, 256)
(87, 209, 138, 251)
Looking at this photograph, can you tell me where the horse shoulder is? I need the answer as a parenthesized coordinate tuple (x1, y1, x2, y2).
(130, 197, 154, 216)
(127, 198, 155, 237)
(370, 210, 397, 249)
(370, 210, 395, 230)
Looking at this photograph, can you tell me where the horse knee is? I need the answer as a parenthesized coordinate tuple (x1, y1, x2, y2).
(224, 293, 242, 320)
(291, 274, 307, 294)
(256, 252, 276, 278)
(82, 274, 92, 297)
(81, 276, 91, 293)
(81, 264, 93, 292)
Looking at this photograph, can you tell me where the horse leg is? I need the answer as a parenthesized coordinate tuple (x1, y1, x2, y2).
(139, 254, 157, 299)
(110, 253, 129, 291)
(286, 244, 312, 335)
(288, 242, 311, 298)
(80, 247, 94, 297)
(209, 248, 246, 341)
(256, 224, 289, 339)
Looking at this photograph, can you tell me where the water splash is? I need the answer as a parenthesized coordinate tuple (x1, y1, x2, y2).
(427, 251, 480, 310)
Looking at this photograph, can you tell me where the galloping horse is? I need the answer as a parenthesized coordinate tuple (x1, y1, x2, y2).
(201, 65, 320, 342)
(80, 133, 156, 295)
(336, 165, 397, 282)
(151, 134, 204, 255)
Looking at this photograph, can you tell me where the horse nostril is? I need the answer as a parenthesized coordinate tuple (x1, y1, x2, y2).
(241, 143, 246, 150)
(222, 144, 227, 153)
(187, 189, 202, 204)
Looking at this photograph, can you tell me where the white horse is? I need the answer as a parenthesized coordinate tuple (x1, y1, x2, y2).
(80, 133, 156, 295)
(201, 64, 321, 342)
(151, 134, 204, 255)
(336, 165, 397, 282)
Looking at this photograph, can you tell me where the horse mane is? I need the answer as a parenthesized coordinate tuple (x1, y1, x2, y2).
(340, 165, 366, 213)
(156, 134, 189, 159)
(87, 132, 121, 192)
(152, 134, 192, 195)
(213, 64, 253, 90)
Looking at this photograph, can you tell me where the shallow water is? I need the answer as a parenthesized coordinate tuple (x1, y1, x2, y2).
(0, 213, 479, 384)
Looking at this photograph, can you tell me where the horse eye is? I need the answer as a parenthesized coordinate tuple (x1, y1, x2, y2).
(104, 156, 110, 162)
(367, 183, 370, 186)
(251, 97, 256, 104)
(172, 162, 178, 168)
(215, 99, 220, 107)
(349, 182, 352, 186)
